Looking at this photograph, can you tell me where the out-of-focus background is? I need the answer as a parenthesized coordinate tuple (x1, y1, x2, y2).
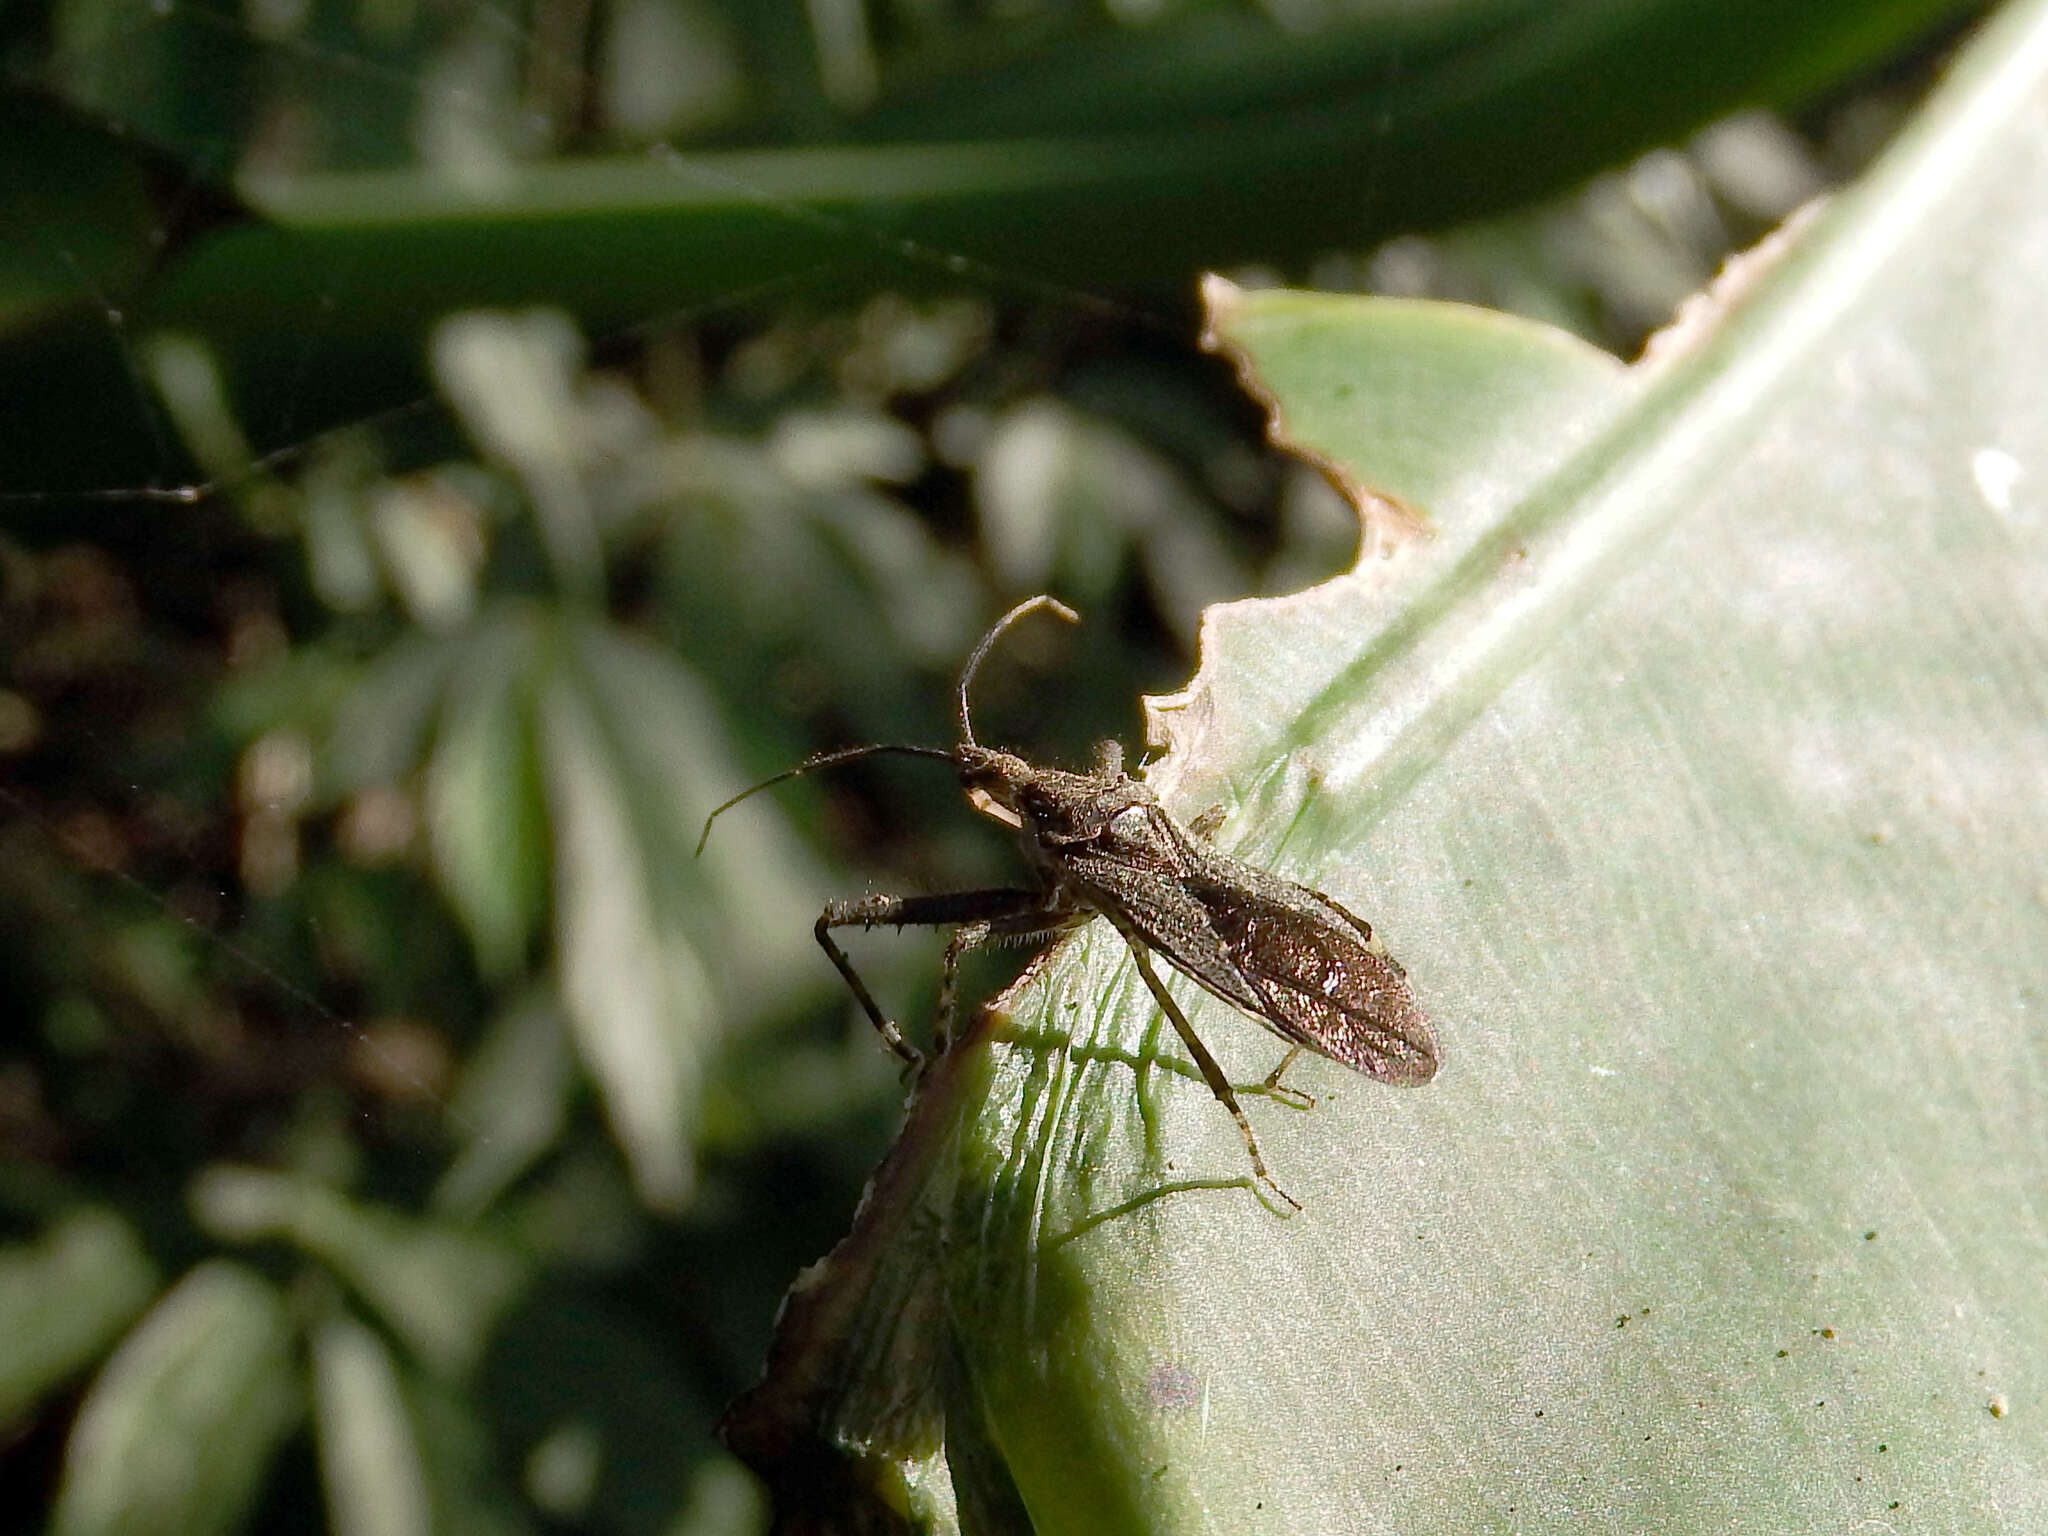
(0, 2, 1990, 1530)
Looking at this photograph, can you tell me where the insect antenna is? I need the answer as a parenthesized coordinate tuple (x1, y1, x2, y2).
(699, 596, 1077, 854)
(694, 743, 958, 855)
(957, 595, 1078, 746)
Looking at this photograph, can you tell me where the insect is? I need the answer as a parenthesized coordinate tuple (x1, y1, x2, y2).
(697, 595, 1437, 1209)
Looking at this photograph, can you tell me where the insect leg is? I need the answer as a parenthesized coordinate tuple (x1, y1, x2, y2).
(1118, 929, 1301, 1214)
(817, 889, 1049, 1065)
(934, 922, 990, 1055)
(935, 906, 1089, 1051)
(1257, 1047, 1315, 1110)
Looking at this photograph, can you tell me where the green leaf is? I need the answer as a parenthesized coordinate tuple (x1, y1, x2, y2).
(424, 610, 549, 979)
(192, 1166, 530, 1380)
(540, 634, 714, 1213)
(133, 0, 1974, 331)
(0, 1208, 158, 1427)
(538, 616, 833, 1210)
(727, 1, 2048, 1527)
(431, 988, 575, 1220)
(324, 633, 463, 796)
(0, 1, 1960, 494)
(429, 313, 603, 604)
(51, 1261, 300, 1536)
(562, 619, 823, 1006)
(1199, 283, 1628, 525)
(314, 1309, 538, 1536)
(312, 1315, 433, 1536)
(328, 595, 828, 1209)
(403, 1366, 541, 1536)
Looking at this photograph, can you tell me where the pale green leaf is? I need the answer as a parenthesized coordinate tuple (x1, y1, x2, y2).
(51, 1261, 300, 1536)
(312, 1315, 433, 1536)
(540, 649, 711, 1212)
(192, 1166, 530, 1380)
(318, 1310, 539, 1536)
(0, 1208, 157, 1426)
(424, 611, 548, 978)
(1200, 280, 1629, 527)
(430, 311, 603, 603)
(729, 4, 2048, 1529)
(431, 988, 575, 1219)
(564, 619, 823, 1006)
(536, 614, 842, 1209)
(324, 632, 463, 795)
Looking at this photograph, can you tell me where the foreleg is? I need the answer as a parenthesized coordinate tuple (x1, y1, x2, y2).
(816, 888, 1061, 1064)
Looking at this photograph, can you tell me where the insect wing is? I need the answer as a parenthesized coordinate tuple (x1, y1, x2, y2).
(1183, 857, 1438, 1085)
(1063, 807, 1437, 1085)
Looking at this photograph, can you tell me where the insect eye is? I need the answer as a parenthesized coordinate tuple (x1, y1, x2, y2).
(1022, 784, 1061, 817)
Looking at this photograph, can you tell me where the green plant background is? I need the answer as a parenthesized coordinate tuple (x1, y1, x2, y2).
(2, 0, 2036, 1531)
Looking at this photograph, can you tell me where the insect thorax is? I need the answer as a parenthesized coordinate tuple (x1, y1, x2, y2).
(960, 745, 1153, 847)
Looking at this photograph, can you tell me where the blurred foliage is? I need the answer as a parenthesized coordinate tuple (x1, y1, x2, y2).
(0, 0, 1994, 1530)
(0, 0, 1982, 496)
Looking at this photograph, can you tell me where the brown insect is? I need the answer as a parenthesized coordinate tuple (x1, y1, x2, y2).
(699, 596, 1437, 1208)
